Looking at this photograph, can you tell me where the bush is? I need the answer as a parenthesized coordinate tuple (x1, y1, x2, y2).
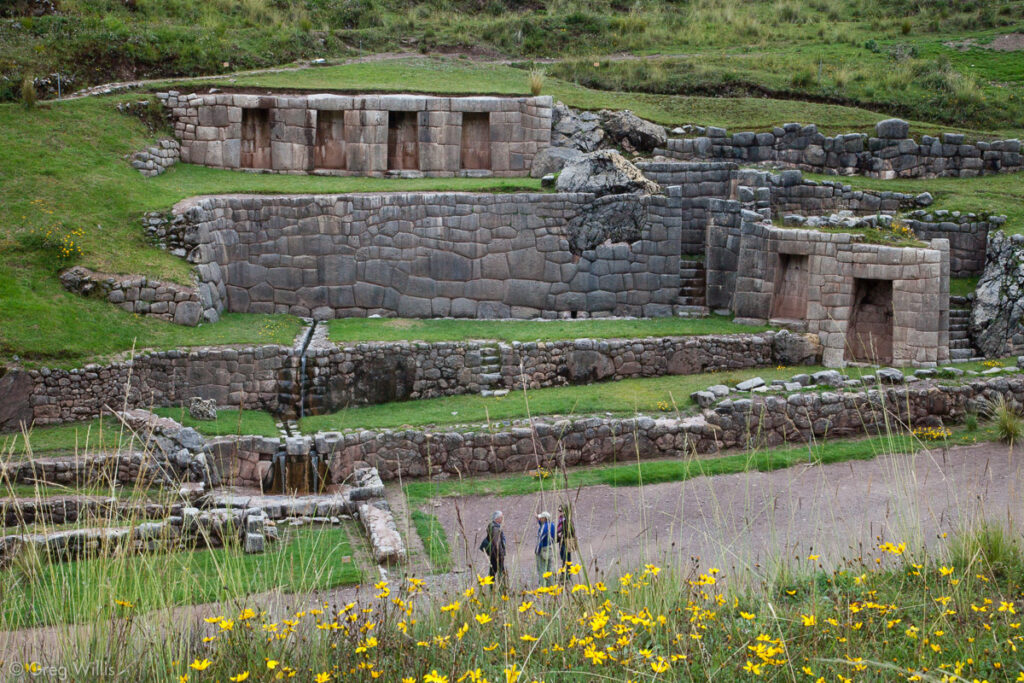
(528, 68, 545, 96)
(21, 76, 36, 109)
(988, 396, 1023, 444)
(949, 521, 1023, 578)
(790, 68, 815, 88)
(901, 18, 912, 34)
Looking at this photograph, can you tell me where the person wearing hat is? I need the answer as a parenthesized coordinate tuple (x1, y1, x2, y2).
(534, 511, 556, 587)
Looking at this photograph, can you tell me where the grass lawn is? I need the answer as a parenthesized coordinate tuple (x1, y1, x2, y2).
(404, 425, 997, 504)
(410, 509, 453, 573)
(0, 96, 537, 366)
(0, 524, 362, 628)
(298, 364, 825, 434)
(805, 171, 1024, 236)
(328, 315, 769, 344)
(152, 406, 281, 438)
(950, 276, 981, 298)
(222, 57, 1004, 136)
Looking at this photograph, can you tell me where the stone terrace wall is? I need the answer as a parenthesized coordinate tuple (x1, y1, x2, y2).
(305, 375, 1023, 481)
(657, 120, 1023, 179)
(183, 191, 685, 320)
(159, 91, 552, 177)
(3, 332, 798, 429)
(59, 266, 206, 326)
(729, 222, 950, 366)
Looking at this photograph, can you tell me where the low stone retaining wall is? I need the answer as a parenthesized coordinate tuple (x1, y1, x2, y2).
(298, 375, 1022, 482)
(1, 497, 172, 528)
(0, 506, 274, 567)
(657, 120, 1023, 179)
(3, 332, 802, 429)
(59, 266, 204, 326)
(130, 138, 180, 177)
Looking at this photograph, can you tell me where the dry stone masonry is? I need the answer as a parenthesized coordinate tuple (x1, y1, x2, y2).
(59, 266, 204, 326)
(158, 91, 552, 177)
(656, 119, 1023, 179)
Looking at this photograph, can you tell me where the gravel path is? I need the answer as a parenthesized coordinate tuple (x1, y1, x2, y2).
(427, 442, 1023, 587)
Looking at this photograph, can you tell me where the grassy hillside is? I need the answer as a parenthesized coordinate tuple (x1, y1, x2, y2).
(3, 0, 1023, 130)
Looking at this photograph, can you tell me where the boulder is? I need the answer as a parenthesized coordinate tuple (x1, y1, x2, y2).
(876, 367, 905, 384)
(565, 192, 648, 254)
(565, 349, 615, 384)
(971, 231, 1024, 358)
(875, 118, 910, 139)
(0, 369, 33, 432)
(529, 146, 583, 178)
(690, 391, 718, 409)
(188, 396, 218, 421)
(601, 110, 667, 152)
(811, 370, 843, 387)
(555, 150, 659, 197)
(550, 102, 606, 152)
(735, 377, 765, 391)
(772, 330, 822, 366)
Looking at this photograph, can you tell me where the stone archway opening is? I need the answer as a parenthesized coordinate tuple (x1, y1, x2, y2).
(845, 278, 894, 364)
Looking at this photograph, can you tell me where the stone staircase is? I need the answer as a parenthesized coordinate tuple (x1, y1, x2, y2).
(949, 295, 982, 362)
(676, 257, 708, 317)
(478, 344, 509, 397)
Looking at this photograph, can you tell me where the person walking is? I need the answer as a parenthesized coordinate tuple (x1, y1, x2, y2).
(483, 510, 506, 586)
(535, 511, 556, 587)
(556, 504, 577, 573)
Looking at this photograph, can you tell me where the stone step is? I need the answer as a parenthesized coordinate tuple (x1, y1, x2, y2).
(950, 340, 975, 350)
(950, 348, 979, 360)
(679, 269, 704, 278)
(478, 372, 503, 384)
(480, 388, 510, 398)
(950, 295, 972, 306)
(949, 309, 971, 317)
(674, 304, 708, 318)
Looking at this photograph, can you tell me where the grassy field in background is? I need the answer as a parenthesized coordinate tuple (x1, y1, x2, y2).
(328, 315, 769, 344)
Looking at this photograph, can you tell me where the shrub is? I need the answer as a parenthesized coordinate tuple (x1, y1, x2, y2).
(901, 18, 912, 34)
(21, 76, 36, 109)
(790, 68, 815, 88)
(964, 412, 978, 432)
(528, 68, 545, 96)
(988, 396, 1022, 444)
(948, 521, 1023, 578)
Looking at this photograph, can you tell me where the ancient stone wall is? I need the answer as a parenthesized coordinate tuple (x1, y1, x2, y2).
(6, 332, 797, 429)
(727, 222, 950, 366)
(59, 266, 205, 326)
(288, 376, 1024, 482)
(657, 120, 1023, 179)
(159, 91, 552, 177)
(180, 191, 685, 320)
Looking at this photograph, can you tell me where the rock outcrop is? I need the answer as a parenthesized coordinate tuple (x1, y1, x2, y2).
(972, 231, 1024, 357)
(602, 109, 668, 152)
(555, 150, 659, 197)
(550, 102, 605, 152)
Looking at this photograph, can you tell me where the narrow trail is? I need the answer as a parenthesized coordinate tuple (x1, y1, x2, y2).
(56, 50, 736, 102)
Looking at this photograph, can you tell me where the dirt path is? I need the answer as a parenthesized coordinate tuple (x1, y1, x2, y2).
(2, 442, 1020, 664)
(427, 442, 1023, 588)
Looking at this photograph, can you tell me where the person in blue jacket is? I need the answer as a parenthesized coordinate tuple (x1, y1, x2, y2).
(534, 511, 556, 587)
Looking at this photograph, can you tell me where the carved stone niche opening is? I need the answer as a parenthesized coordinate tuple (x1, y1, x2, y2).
(460, 112, 491, 170)
(240, 108, 271, 169)
(845, 277, 894, 364)
(771, 253, 808, 320)
(314, 111, 346, 170)
(387, 111, 420, 170)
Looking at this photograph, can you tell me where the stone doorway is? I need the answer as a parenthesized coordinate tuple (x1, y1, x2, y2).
(387, 111, 420, 170)
(771, 253, 808, 320)
(460, 113, 491, 170)
(240, 108, 271, 169)
(314, 111, 346, 170)
(845, 278, 894, 363)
